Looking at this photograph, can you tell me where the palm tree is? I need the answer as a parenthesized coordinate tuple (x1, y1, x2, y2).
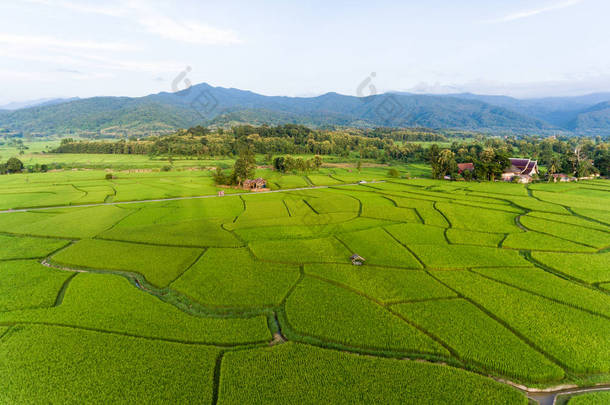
(547, 156, 561, 181)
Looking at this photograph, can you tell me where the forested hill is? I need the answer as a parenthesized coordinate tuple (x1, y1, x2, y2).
(1, 83, 610, 137)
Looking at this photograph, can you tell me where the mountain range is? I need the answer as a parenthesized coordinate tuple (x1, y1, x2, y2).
(1, 83, 610, 137)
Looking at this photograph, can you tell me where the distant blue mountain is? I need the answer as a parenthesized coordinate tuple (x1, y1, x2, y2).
(0, 97, 79, 111)
(1, 84, 609, 137)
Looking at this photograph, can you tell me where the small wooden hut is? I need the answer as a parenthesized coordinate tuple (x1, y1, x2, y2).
(350, 254, 366, 266)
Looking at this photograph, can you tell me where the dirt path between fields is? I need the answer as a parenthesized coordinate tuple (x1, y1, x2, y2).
(523, 385, 610, 405)
(0, 181, 385, 214)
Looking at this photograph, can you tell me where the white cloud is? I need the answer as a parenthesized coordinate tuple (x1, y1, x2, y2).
(0, 34, 136, 51)
(23, 0, 126, 17)
(485, 0, 585, 23)
(135, 15, 242, 45)
(24, 0, 242, 45)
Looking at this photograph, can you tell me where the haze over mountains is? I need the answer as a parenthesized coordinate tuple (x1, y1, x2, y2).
(1, 83, 609, 137)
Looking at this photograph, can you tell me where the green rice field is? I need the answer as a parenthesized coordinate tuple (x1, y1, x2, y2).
(1, 170, 609, 403)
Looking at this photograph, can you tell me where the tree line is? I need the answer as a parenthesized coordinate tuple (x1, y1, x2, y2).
(50, 124, 609, 177)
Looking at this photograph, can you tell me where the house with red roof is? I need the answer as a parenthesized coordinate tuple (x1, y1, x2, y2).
(457, 163, 474, 174)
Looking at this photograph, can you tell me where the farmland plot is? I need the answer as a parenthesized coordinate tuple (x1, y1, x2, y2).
(436, 270, 610, 373)
(0, 234, 69, 260)
(304, 264, 456, 303)
(394, 299, 564, 382)
(530, 252, 610, 284)
(0, 273, 270, 344)
(171, 248, 300, 308)
(284, 276, 447, 354)
(218, 343, 527, 405)
(52, 239, 203, 287)
(0, 325, 220, 404)
(1, 174, 609, 401)
(0, 260, 72, 311)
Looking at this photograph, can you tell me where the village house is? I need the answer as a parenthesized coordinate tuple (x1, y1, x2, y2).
(243, 178, 267, 190)
(502, 158, 539, 183)
(457, 163, 474, 174)
(551, 173, 577, 183)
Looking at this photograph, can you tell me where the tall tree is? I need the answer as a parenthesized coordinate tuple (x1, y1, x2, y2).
(6, 157, 23, 173)
(231, 147, 256, 185)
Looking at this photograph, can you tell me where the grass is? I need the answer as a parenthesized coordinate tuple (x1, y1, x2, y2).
(446, 228, 505, 247)
(285, 276, 447, 354)
(473, 267, 610, 318)
(408, 244, 529, 268)
(0, 324, 220, 404)
(520, 216, 610, 248)
(52, 239, 203, 287)
(0, 205, 133, 239)
(1, 166, 609, 401)
(304, 264, 456, 303)
(0, 235, 69, 260)
(527, 211, 610, 232)
(502, 231, 596, 252)
(0, 272, 271, 344)
(249, 237, 351, 264)
(384, 223, 447, 245)
(0, 260, 72, 311)
(436, 202, 520, 233)
(171, 248, 300, 308)
(393, 299, 565, 382)
(530, 252, 610, 284)
(337, 228, 423, 268)
(100, 216, 242, 247)
(566, 391, 610, 404)
(436, 270, 610, 373)
(218, 342, 527, 404)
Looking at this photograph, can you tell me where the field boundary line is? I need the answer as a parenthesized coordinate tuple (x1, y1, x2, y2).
(54, 273, 79, 307)
(0, 321, 270, 348)
(425, 270, 569, 373)
(304, 273, 457, 358)
(211, 351, 225, 405)
(0, 181, 386, 214)
(41, 257, 275, 318)
(468, 269, 610, 321)
(167, 248, 208, 286)
(523, 252, 610, 297)
(275, 304, 454, 362)
(0, 325, 13, 343)
(382, 228, 426, 269)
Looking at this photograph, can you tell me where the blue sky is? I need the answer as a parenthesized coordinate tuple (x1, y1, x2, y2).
(0, 0, 608, 104)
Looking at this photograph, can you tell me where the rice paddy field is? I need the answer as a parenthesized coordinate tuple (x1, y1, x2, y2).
(1, 166, 609, 404)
